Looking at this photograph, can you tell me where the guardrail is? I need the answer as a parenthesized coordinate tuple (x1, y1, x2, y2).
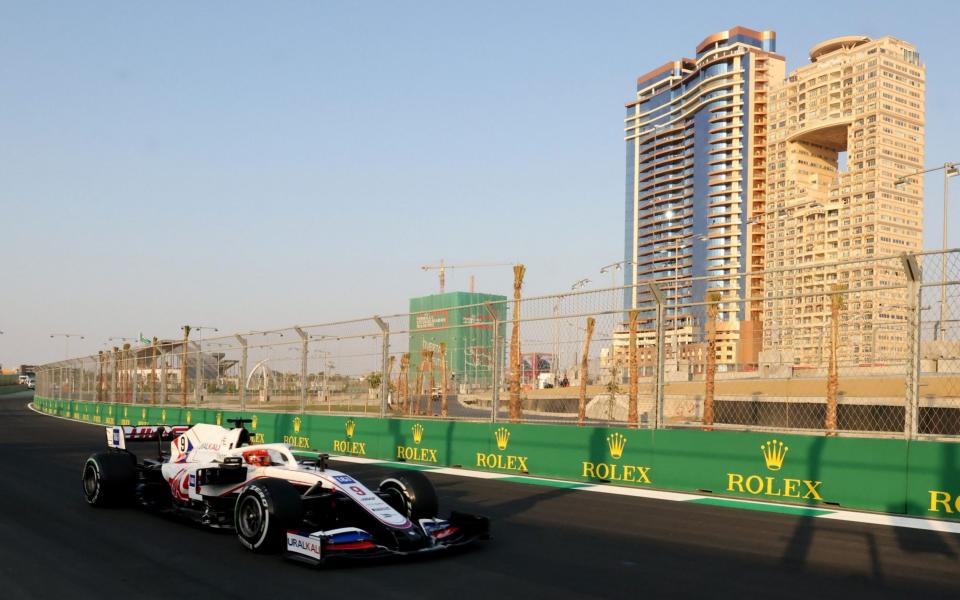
(34, 396, 960, 522)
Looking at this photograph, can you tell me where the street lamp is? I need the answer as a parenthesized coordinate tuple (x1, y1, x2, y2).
(50, 333, 85, 359)
(553, 278, 592, 380)
(599, 260, 638, 289)
(896, 161, 958, 340)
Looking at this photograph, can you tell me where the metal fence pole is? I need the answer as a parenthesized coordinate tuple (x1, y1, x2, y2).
(373, 317, 389, 419)
(294, 327, 308, 414)
(649, 283, 666, 430)
(131, 348, 138, 405)
(160, 350, 168, 405)
(902, 254, 922, 439)
(235, 334, 247, 413)
(195, 338, 202, 405)
(484, 303, 500, 423)
(110, 351, 117, 405)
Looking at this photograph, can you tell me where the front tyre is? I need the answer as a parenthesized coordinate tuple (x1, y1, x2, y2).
(234, 479, 303, 553)
(379, 470, 439, 520)
(82, 452, 136, 507)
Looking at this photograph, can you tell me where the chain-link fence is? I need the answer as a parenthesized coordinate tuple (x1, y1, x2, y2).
(34, 250, 960, 439)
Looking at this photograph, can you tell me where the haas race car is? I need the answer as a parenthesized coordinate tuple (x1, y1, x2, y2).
(81, 419, 489, 563)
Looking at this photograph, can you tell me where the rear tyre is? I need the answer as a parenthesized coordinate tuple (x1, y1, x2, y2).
(82, 451, 136, 507)
(378, 470, 439, 520)
(234, 478, 303, 552)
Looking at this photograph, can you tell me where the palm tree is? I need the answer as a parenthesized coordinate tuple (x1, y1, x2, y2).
(509, 265, 526, 423)
(578, 317, 596, 426)
(628, 309, 639, 427)
(439, 342, 449, 417)
(825, 284, 847, 434)
(703, 292, 721, 428)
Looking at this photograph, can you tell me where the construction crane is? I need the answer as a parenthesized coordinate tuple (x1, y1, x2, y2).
(421, 260, 514, 294)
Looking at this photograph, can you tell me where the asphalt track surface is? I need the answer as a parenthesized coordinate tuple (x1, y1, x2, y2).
(4, 392, 960, 600)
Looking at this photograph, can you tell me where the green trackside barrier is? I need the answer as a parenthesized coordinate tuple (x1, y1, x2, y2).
(905, 439, 960, 519)
(29, 397, 960, 521)
(648, 430, 909, 514)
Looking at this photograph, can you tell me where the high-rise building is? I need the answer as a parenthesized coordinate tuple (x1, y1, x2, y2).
(763, 36, 925, 363)
(624, 27, 784, 369)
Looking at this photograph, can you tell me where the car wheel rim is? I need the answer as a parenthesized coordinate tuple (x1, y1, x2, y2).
(238, 496, 264, 539)
(83, 465, 98, 499)
(383, 486, 409, 517)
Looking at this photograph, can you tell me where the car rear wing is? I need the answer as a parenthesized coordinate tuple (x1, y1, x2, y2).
(106, 425, 189, 450)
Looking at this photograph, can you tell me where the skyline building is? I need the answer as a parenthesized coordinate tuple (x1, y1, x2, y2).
(623, 27, 784, 369)
(762, 35, 925, 364)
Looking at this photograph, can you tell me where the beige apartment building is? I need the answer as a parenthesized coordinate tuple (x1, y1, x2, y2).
(762, 36, 925, 365)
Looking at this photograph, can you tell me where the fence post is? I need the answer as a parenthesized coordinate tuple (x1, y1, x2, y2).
(649, 283, 666, 430)
(294, 327, 308, 415)
(110, 350, 118, 405)
(235, 334, 247, 413)
(901, 254, 922, 439)
(373, 317, 389, 419)
(160, 349, 168, 405)
(132, 347, 138, 405)
(484, 302, 500, 423)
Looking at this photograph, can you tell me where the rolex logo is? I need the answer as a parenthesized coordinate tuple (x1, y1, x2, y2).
(251, 415, 258, 430)
(293, 416, 302, 433)
(186, 411, 192, 424)
(607, 432, 627, 460)
(761, 439, 788, 471)
(345, 419, 356, 439)
(412, 423, 424, 445)
(494, 427, 510, 451)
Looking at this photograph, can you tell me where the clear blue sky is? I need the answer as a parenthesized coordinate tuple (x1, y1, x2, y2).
(1, 0, 958, 367)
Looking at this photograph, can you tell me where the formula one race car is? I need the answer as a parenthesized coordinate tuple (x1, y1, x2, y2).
(81, 420, 489, 563)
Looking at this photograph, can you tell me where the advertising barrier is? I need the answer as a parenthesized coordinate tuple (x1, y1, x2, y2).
(32, 396, 956, 521)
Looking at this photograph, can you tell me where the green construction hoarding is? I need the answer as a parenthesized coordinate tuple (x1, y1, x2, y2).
(408, 291, 507, 388)
(32, 396, 960, 522)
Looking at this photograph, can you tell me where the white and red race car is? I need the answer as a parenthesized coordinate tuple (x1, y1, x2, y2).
(81, 419, 489, 563)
